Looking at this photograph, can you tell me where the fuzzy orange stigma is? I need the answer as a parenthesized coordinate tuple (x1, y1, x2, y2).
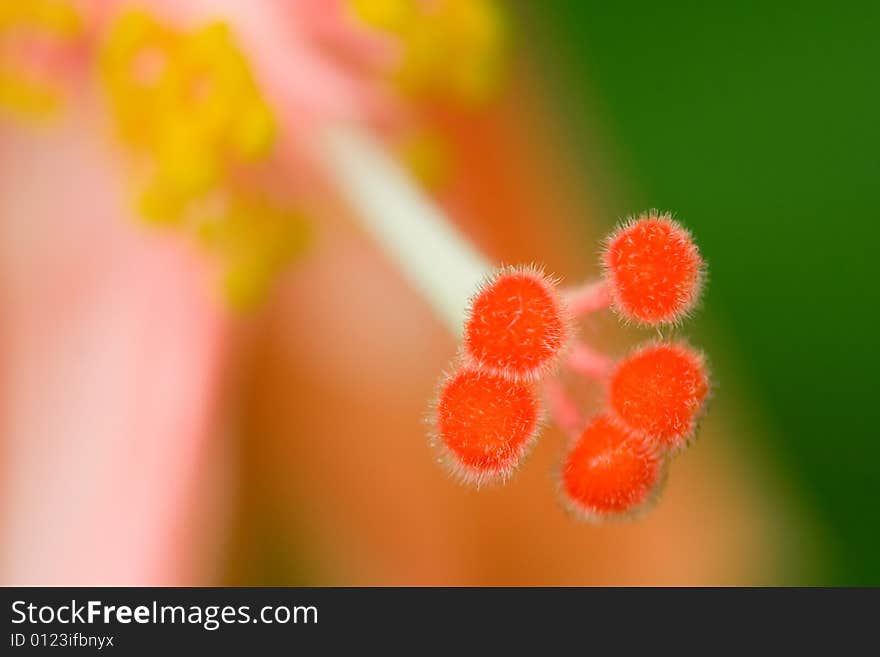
(434, 367, 540, 484)
(603, 213, 703, 325)
(561, 415, 662, 520)
(609, 342, 709, 450)
(463, 267, 568, 381)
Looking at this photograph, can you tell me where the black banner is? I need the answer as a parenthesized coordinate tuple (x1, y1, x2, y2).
(2, 587, 877, 652)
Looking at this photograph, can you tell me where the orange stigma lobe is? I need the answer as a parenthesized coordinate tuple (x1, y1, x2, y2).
(603, 213, 703, 325)
(609, 342, 709, 450)
(561, 415, 662, 519)
(435, 367, 540, 484)
(463, 267, 568, 381)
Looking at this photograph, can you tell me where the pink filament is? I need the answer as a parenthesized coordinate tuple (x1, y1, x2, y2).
(568, 343, 612, 380)
(564, 280, 611, 318)
(543, 378, 583, 439)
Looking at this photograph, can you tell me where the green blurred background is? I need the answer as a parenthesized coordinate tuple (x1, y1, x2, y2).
(522, 1, 880, 584)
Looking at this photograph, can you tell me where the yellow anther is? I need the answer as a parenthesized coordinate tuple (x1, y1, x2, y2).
(231, 101, 275, 161)
(198, 193, 310, 309)
(350, 0, 414, 32)
(0, 71, 59, 117)
(398, 128, 452, 191)
(0, 0, 81, 36)
(0, 0, 82, 119)
(350, 0, 507, 105)
(100, 10, 276, 225)
(100, 11, 177, 144)
(102, 10, 304, 308)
